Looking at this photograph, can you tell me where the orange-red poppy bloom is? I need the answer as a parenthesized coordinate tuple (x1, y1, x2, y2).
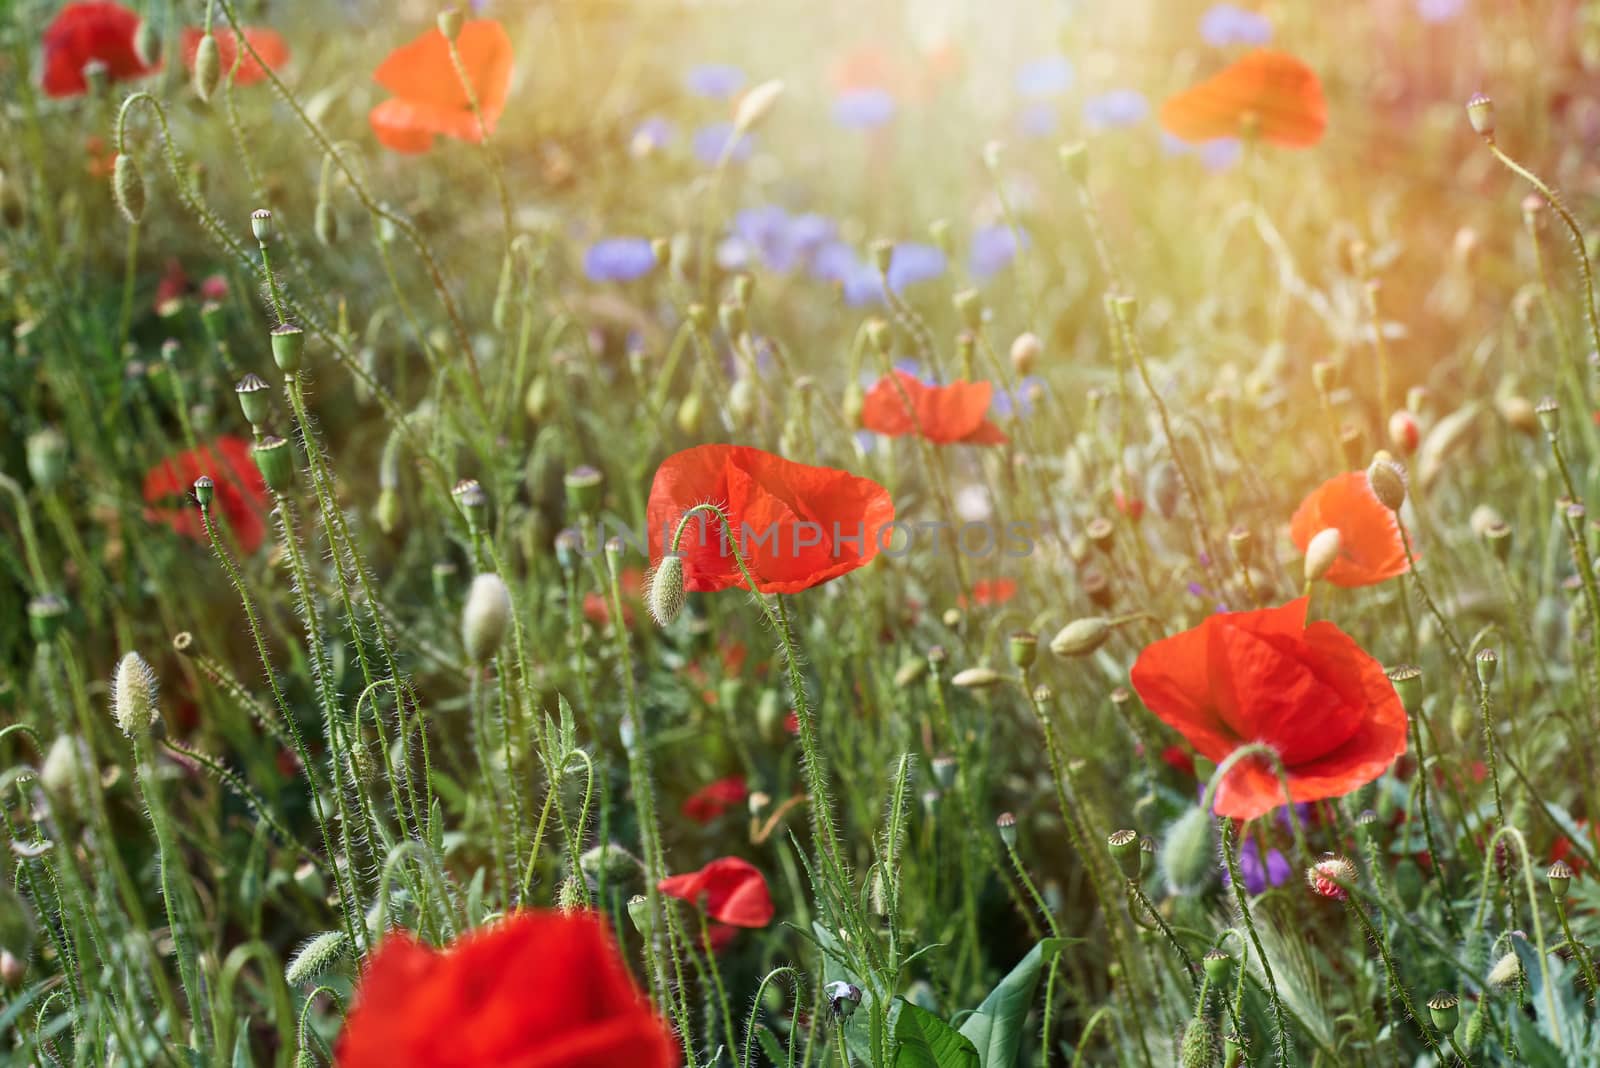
(960, 577, 1017, 608)
(41, 2, 157, 98)
(658, 856, 774, 927)
(180, 27, 289, 87)
(142, 436, 270, 555)
(1159, 49, 1325, 148)
(1129, 597, 1407, 821)
(647, 444, 894, 595)
(860, 371, 1008, 445)
(1289, 471, 1409, 588)
(369, 19, 513, 154)
(335, 910, 675, 1068)
(682, 776, 748, 824)
(584, 567, 643, 627)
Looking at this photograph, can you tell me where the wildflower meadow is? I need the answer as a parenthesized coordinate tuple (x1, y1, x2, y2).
(6, 0, 1600, 1064)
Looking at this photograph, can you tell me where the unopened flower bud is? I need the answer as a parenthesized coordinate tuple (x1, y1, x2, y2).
(1305, 853, 1358, 900)
(1050, 617, 1111, 658)
(1465, 92, 1495, 138)
(951, 666, 1002, 690)
(134, 19, 161, 67)
(825, 980, 862, 1018)
(111, 651, 160, 736)
(0, 949, 24, 991)
(893, 658, 926, 689)
(462, 573, 511, 663)
(1161, 806, 1213, 893)
(646, 554, 686, 627)
(1304, 527, 1342, 584)
(252, 435, 295, 494)
(26, 428, 67, 490)
(1366, 458, 1407, 512)
(437, 6, 464, 40)
(113, 154, 145, 224)
(192, 33, 221, 100)
(1058, 141, 1088, 183)
(314, 199, 339, 247)
(1387, 410, 1419, 455)
(733, 79, 785, 132)
(1180, 1018, 1217, 1068)
(1009, 332, 1041, 375)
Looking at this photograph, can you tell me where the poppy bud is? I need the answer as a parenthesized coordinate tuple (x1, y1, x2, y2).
(1162, 807, 1211, 893)
(1475, 648, 1498, 687)
(1050, 617, 1111, 658)
(1427, 991, 1459, 1034)
(0, 949, 24, 991)
(1366, 458, 1407, 512)
(674, 391, 702, 435)
(1085, 517, 1114, 553)
(563, 465, 604, 516)
(1447, 695, 1474, 745)
(842, 382, 864, 426)
(1387, 410, 1419, 455)
(235, 373, 272, 427)
(646, 554, 686, 628)
(1535, 395, 1559, 435)
(951, 666, 1002, 690)
(926, 645, 947, 669)
(134, 19, 161, 67)
(1010, 332, 1041, 375)
(111, 651, 160, 736)
(955, 331, 976, 375)
(1497, 395, 1538, 435)
(437, 6, 464, 41)
(825, 980, 862, 1018)
(453, 478, 487, 531)
(193, 33, 221, 101)
(1008, 630, 1038, 669)
(1107, 828, 1140, 880)
(1180, 1019, 1216, 1068)
(1305, 853, 1358, 900)
(253, 435, 296, 494)
(1487, 949, 1522, 988)
(1548, 859, 1573, 901)
(953, 288, 983, 331)
(1304, 527, 1341, 584)
(285, 930, 349, 987)
(270, 325, 305, 373)
(113, 154, 145, 224)
(995, 811, 1017, 847)
(865, 318, 892, 354)
(462, 573, 512, 664)
(25, 428, 67, 490)
(1465, 92, 1495, 138)
(1203, 947, 1233, 985)
(728, 378, 757, 425)
(1058, 141, 1088, 183)
(733, 79, 785, 132)
(1481, 520, 1512, 562)
(893, 658, 926, 689)
(191, 475, 214, 510)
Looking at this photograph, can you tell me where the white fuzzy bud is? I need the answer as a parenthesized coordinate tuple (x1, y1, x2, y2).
(462, 573, 512, 663)
(111, 652, 159, 736)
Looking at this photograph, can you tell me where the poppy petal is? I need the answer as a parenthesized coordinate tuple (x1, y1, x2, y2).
(1160, 49, 1325, 149)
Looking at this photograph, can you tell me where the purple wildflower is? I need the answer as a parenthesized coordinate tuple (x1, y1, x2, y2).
(1220, 838, 1291, 894)
(583, 237, 656, 283)
(685, 63, 745, 99)
(630, 116, 675, 154)
(692, 123, 754, 165)
(1019, 102, 1059, 138)
(1199, 4, 1273, 47)
(969, 225, 1027, 281)
(1015, 55, 1074, 97)
(833, 88, 897, 129)
(1083, 89, 1149, 130)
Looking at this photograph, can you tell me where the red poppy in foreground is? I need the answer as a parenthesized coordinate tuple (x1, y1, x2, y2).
(369, 19, 513, 153)
(658, 856, 774, 927)
(179, 27, 289, 87)
(1289, 471, 1409, 588)
(682, 776, 748, 824)
(1129, 597, 1406, 820)
(41, 2, 157, 98)
(335, 910, 675, 1068)
(646, 444, 894, 595)
(142, 436, 269, 554)
(861, 371, 1007, 445)
(1159, 49, 1325, 148)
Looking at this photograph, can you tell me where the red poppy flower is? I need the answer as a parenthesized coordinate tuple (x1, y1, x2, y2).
(1160, 744, 1196, 778)
(1129, 597, 1407, 821)
(1114, 490, 1145, 522)
(658, 857, 774, 927)
(179, 27, 289, 87)
(41, 2, 157, 98)
(1289, 471, 1409, 588)
(154, 258, 189, 313)
(860, 371, 1007, 445)
(960, 578, 1016, 608)
(335, 910, 675, 1068)
(369, 19, 513, 154)
(646, 444, 894, 595)
(1159, 49, 1325, 149)
(141, 436, 269, 554)
(682, 776, 748, 824)
(1552, 820, 1597, 875)
(84, 136, 118, 178)
(584, 567, 643, 627)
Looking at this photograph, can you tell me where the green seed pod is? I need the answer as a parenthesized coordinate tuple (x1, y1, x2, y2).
(675, 391, 702, 435)
(113, 154, 145, 224)
(1392, 857, 1423, 910)
(111, 651, 160, 736)
(626, 894, 652, 936)
(235, 373, 272, 427)
(646, 554, 685, 627)
(1203, 947, 1233, 986)
(193, 33, 221, 101)
(931, 755, 957, 790)
(253, 435, 296, 494)
(270, 325, 305, 373)
(1058, 141, 1088, 183)
(1427, 991, 1460, 1034)
(563, 465, 604, 517)
(1386, 664, 1422, 714)
(25, 428, 67, 490)
(1107, 829, 1140, 880)
(462, 573, 512, 663)
(1465, 92, 1495, 138)
(437, 6, 464, 40)
(1222, 1031, 1245, 1068)
(1050, 617, 1111, 658)
(1161, 806, 1213, 895)
(251, 209, 273, 243)
(995, 812, 1017, 848)
(928, 218, 952, 254)
(191, 475, 214, 509)
(1475, 648, 1498, 687)
(1008, 630, 1038, 670)
(285, 931, 349, 986)
(453, 478, 487, 531)
(953, 288, 983, 332)
(1449, 696, 1474, 747)
(870, 239, 894, 275)
(1549, 859, 1573, 901)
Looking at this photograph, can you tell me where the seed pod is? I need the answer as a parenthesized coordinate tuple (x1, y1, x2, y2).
(193, 33, 221, 101)
(253, 436, 295, 493)
(1107, 829, 1140, 880)
(1203, 947, 1233, 985)
(995, 812, 1017, 847)
(111, 651, 160, 736)
(646, 554, 685, 627)
(437, 6, 464, 40)
(1059, 141, 1088, 183)
(1161, 806, 1213, 894)
(563, 465, 604, 516)
(1475, 648, 1498, 687)
(113, 154, 145, 224)
(462, 573, 512, 663)
(235, 373, 271, 427)
(1549, 859, 1573, 901)
(1465, 92, 1495, 138)
(270, 325, 305, 373)
(1008, 630, 1038, 669)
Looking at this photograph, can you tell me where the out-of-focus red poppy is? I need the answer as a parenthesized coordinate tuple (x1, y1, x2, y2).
(647, 444, 894, 595)
(682, 776, 748, 824)
(861, 371, 1007, 445)
(142, 436, 269, 554)
(1114, 490, 1145, 521)
(199, 274, 229, 302)
(41, 2, 157, 98)
(84, 136, 118, 178)
(961, 578, 1016, 608)
(335, 910, 675, 1068)
(584, 567, 642, 627)
(1129, 597, 1406, 820)
(1161, 744, 1196, 777)
(1289, 471, 1409, 588)
(154, 258, 189, 313)
(658, 856, 774, 927)
(180, 27, 289, 87)
(1159, 49, 1325, 148)
(369, 19, 513, 154)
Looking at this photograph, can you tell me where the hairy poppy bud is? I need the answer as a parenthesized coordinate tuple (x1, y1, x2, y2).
(1008, 630, 1038, 669)
(253, 435, 295, 494)
(893, 657, 926, 689)
(1304, 527, 1341, 584)
(1366, 458, 1407, 512)
(1107, 828, 1140, 880)
(462, 573, 512, 663)
(270, 325, 305, 373)
(437, 7, 464, 40)
(1387, 410, 1419, 455)
(193, 33, 221, 100)
(235, 373, 271, 427)
(25, 428, 67, 490)
(825, 980, 862, 1018)
(1050, 617, 1111, 658)
(995, 811, 1017, 847)
(0, 948, 24, 992)
(646, 554, 685, 627)
(1427, 991, 1459, 1034)
(953, 288, 983, 331)
(1465, 92, 1495, 138)
(111, 651, 160, 736)
(285, 931, 349, 987)
(1203, 947, 1233, 985)
(1162, 806, 1212, 893)
(1010, 332, 1041, 375)
(113, 154, 145, 224)
(1305, 853, 1358, 900)
(1180, 1019, 1217, 1068)
(1549, 859, 1573, 901)
(1487, 949, 1521, 988)
(951, 666, 1002, 689)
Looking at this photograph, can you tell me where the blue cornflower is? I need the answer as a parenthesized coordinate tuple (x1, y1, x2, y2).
(583, 237, 656, 282)
(1199, 4, 1273, 47)
(1019, 102, 1059, 138)
(833, 88, 897, 129)
(692, 123, 754, 165)
(1083, 89, 1149, 130)
(630, 116, 675, 154)
(992, 376, 1045, 418)
(685, 63, 745, 99)
(969, 225, 1027, 281)
(1015, 55, 1074, 97)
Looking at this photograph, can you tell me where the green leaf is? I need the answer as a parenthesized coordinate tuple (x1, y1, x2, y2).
(958, 938, 1070, 1068)
(891, 999, 980, 1068)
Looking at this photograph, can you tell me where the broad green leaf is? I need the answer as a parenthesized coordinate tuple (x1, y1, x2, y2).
(891, 999, 979, 1068)
(958, 938, 1070, 1068)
